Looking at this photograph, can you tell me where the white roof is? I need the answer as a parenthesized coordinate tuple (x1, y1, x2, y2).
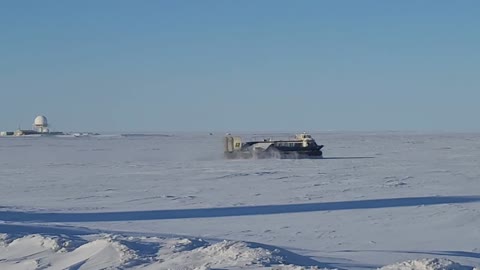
(34, 115, 48, 127)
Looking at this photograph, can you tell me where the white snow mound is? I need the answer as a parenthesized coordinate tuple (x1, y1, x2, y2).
(380, 258, 474, 270)
(0, 234, 138, 270)
(0, 234, 325, 269)
(156, 240, 285, 269)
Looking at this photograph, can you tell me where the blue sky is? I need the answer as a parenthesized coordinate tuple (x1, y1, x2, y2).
(1, 1, 479, 132)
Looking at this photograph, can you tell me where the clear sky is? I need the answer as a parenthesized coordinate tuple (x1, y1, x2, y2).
(1, 1, 479, 132)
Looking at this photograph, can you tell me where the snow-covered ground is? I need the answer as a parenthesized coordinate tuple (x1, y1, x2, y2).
(1, 132, 480, 269)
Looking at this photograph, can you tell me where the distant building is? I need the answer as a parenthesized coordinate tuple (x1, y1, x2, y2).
(1, 115, 64, 136)
(33, 115, 49, 133)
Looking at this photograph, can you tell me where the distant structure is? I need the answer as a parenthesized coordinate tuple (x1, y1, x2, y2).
(1, 115, 99, 137)
(33, 115, 49, 133)
(0, 115, 64, 136)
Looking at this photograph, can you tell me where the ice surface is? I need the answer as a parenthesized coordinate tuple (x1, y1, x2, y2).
(1, 132, 480, 269)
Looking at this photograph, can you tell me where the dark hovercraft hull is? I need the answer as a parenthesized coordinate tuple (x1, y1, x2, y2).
(224, 133, 324, 160)
(224, 146, 323, 159)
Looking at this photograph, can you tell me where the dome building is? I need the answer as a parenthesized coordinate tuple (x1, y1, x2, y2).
(33, 115, 49, 133)
(1, 115, 68, 136)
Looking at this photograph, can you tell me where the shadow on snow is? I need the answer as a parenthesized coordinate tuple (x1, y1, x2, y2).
(1, 195, 479, 223)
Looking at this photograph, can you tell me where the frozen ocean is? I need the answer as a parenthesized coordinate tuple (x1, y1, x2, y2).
(1, 132, 480, 269)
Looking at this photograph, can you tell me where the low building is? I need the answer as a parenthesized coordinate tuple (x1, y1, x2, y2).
(0, 131, 14, 136)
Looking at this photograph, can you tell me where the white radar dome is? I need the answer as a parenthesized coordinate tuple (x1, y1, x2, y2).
(34, 115, 48, 127)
